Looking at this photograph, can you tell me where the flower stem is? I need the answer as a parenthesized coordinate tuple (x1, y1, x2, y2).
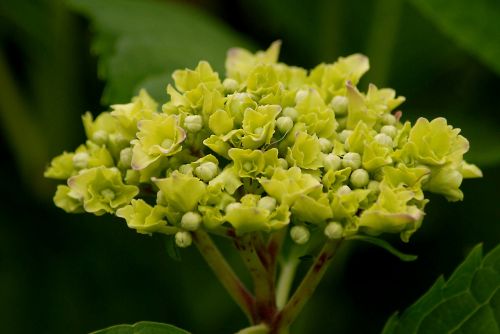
(271, 240, 342, 333)
(192, 229, 258, 324)
(235, 233, 277, 324)
(275, 257, 300, 309)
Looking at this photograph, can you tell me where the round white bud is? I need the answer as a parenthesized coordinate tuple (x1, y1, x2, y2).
(258, 196, 277, 212)
(323, 153, 342, 171)
(295, 89, 308, 104)
(276, 116, 294, 133)
(342, 152, 361, 169)
(381, 113, 396, 125)
(324, 222, 343, 240)
(184, 115, 203, 133)
(119, 147, 132, 168)
(290, 225, 310, 245)
(195, 162, 218, 182)
(380, 125, 397, 138)
(338, 130, 353, 143)
(330, 96, 348, 116)
(223, 78, 239, 93)
(178, 164, 193, 174)
(374, 133, 393, 147)
(73, 152, 90, 169)
(318, 138, 332, 153)
(283, 107, 298, 121)
(337, 185, 352, 196)
(92, 130, 108, 145)
(175, 231, 192, 248)
(350, 169, 370, 188)
(180, 212, 202, 231)
(225, 202, 241, 213)
(278, 158, 288, 169)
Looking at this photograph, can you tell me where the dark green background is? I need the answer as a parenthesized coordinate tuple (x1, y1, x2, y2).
(0, 0, 499, 333)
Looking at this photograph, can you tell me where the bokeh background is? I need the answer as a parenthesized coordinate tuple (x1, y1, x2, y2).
(0, 0, 499, 333)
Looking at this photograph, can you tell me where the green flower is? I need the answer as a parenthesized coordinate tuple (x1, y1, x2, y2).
(44, 152, 76, 180)
(397, 117, 469, 166)
(110, 89, 157, 138)
(286, 132, 323, 170)
(66, 167, 139, 215)
(208, 166, 242, 195)
(53, 185, 84, 213)
(382, 164, 430, 201)
(294, 88, 337, 139)
(331, 188, 370, 220)
(209, 109, 234, 135)
(423, 165, 464, 201)
(228, 148, 279, 178)
(226, 40, 281, 82)
(154, 171, 206, 212)
(291, 188, 333, 224)
(241, 105, 281, 149)
(172, 61, 222, 93)
(358, 182, 425, 242)
(259, 167, 320, 206)
(116, 199, 177, 235)
(308, 54, 369, 100)
(246, 64, 281, 103)
(131, 113, 186, 170)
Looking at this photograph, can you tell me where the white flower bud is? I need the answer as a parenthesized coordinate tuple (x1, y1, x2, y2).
(337, 185, 352, 196)
(73, 152, 89, 169)
(223, 78, 239, 93)
(318, 138, 332, 153)
(350, 169, 370, 188)
(184, 115, 203, 133)
(258, 196, 277, 212)
(295, 89, 308, 104)
(100, 188, 115, 201)
(374, 133, 393, 147)
(278, 158, 288, 169)
(323, 153, 342, 171)
(178, 164, 193, 174)
(342, 152, 361, 169)
(92, 130, 108, 145)
(119, 147, 132, 168)
(338, 130, 353, 143)
(195, 162, 218, 182)
(324, 222, 343, 240)
(290, 225, 310, 245)
(276, 116, 293, 133)
(180, 211, 202, 231)
(381, 113, 396, 125)
(175, 231, 192, 248)
(330, 96, 348, 116)
(380, 125, 397, 138)
(283, 107, 298, 121)
(225, 202, 241, 213)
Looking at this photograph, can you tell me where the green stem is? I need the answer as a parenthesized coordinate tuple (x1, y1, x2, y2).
(271, 240, 342, 334)
(235, 233, 277, 324)
(192, 229, 258, 324)
(275, 257, 300, 310)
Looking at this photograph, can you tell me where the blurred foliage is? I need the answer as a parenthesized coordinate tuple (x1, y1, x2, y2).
(0, 0, 499, 333)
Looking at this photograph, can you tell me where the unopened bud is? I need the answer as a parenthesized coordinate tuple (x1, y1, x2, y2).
(181, 212, 202, 231)
(283, 107, 298, 121)
(381, 113, 396, 125)
(330, 96, 348, 116)
(337, 185, 352, 196)
(374, 133, 393, 147)
(119, 147, 132, 168)
(73, 152, 89, 169)
(276, 116, 293, 133)
(175, 231, 192, 248)
(184, 115, 203, 133)
(92, 130, 108, 145)
(342, 152, 361, 169)
(223, 78, 239, 93)
(258, 196, 277, 212)
(324, 222, 343, 239)
(318, 138, 332, 153)
(290, 225, 310, 245)
(350, 169, 370, 188)
(195, 162, 218, 182)
(323, 153, 342, 171)
(380, 125, 397, 138)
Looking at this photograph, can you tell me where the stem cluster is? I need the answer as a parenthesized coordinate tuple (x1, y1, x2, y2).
(193, 228, 342, 333)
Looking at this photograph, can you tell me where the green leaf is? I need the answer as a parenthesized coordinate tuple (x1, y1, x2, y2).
(382, 243, 500, 334)
(69, 0, 253, 103)
(411, 0, 500, 75)
(90, 321, 190, 334)
(347, 235, 418, 262)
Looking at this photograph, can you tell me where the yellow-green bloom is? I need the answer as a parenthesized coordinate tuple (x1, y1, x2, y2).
(66, 167, 139, 215)
(286, 132, 323, 170)
(110, 89, 157, 138)
(241, 105, 281, 149)
(131, 113, 186, 170)
(53, 185, 84, 213)
(116, 199, 177, 235)
(228, 148, 279, 178)
(154, 171, 206, 212)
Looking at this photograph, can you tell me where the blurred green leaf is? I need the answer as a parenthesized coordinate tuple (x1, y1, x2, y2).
(69, 0, 253, 103)
(411, 0, 500, 75)
(382, 243, 500, 334)
(347, 236, 418, 262)
(91, 321, 190, 334)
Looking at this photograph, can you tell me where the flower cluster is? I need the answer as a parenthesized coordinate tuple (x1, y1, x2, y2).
(45, 42, 482, 247)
